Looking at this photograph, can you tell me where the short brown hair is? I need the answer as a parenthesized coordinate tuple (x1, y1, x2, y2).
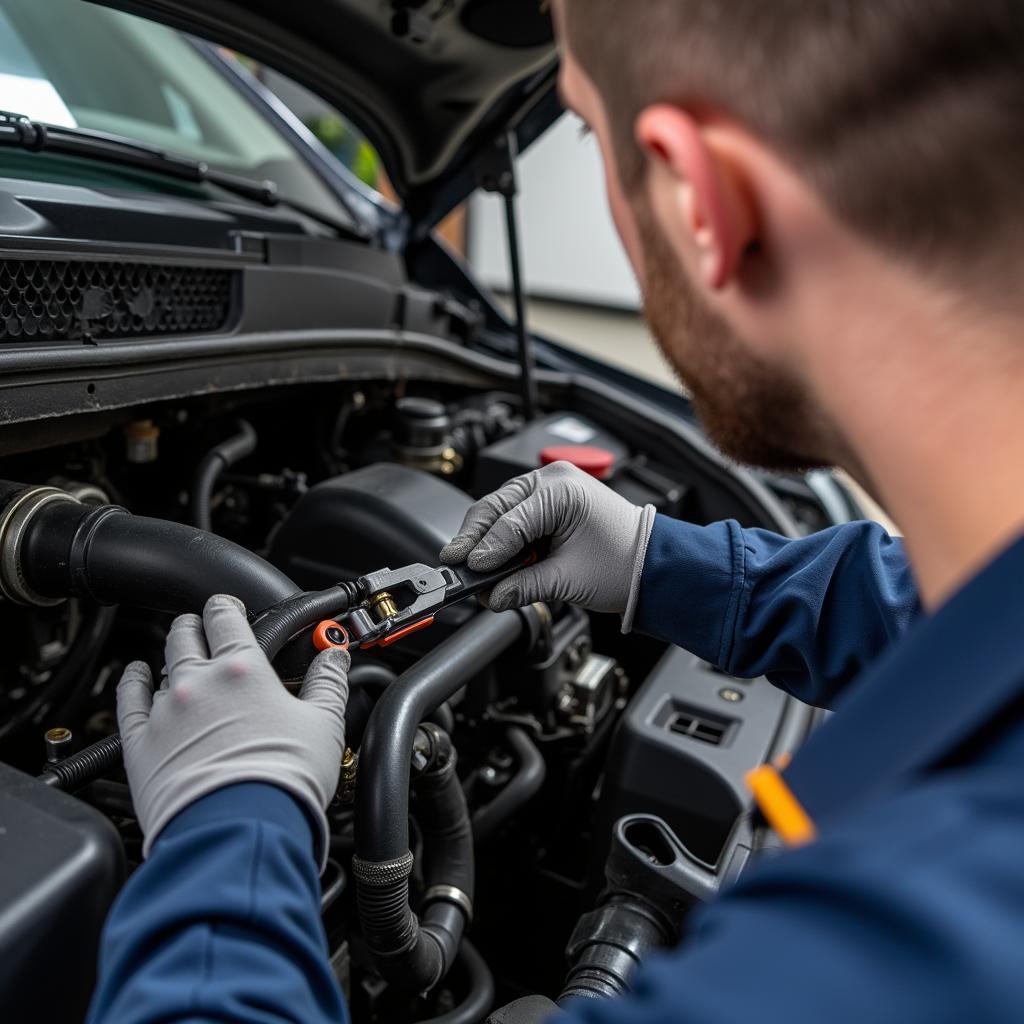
(563, 1, 1024, 276)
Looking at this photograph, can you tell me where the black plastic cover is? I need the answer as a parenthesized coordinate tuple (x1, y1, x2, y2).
(270, 463, 473, 586)
(0, 762, 124, 1023)
(601, 646, 788, 867)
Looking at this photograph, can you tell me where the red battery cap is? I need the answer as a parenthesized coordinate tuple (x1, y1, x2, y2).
(539, 445, 616, 480)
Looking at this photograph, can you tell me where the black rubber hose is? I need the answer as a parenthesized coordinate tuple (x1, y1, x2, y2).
(559, 898, 670, 1004)
(191, 419, 257, 533)
(354, 611, 523, 991)
(356, 611, 523, 860)
(345, 663, 398, 749)
(16, 489, 354, 667)
(419, 940, 495, 1024)
(21, 499, 298, 615)
(252, 582, 362, 658)
(472, 726, 546, 843)
(414, 734, 474, 975)
(345, 665, 454, 754)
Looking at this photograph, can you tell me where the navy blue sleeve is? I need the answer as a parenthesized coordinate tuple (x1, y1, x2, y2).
(633, 517, 920, 707)
(87, 783, 348, 1024)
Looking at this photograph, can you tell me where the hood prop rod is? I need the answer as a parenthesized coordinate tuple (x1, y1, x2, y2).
(481, 132, 538, 421)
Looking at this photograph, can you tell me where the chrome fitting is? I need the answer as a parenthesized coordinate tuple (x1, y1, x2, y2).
(0, 486, 80, 605)
(422, 884, 474, 923)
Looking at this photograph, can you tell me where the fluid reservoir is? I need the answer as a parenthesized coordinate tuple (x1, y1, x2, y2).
(392, 397, 461, 476)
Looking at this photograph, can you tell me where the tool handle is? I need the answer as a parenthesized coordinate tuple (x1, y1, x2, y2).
(446, 543, 546, 603)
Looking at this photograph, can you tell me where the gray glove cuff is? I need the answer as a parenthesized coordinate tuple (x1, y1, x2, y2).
(621, 504, 656, 634)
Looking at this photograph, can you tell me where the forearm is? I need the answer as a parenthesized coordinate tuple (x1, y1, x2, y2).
(87, 783, 348, 1024)
(633, 516, 921, 707)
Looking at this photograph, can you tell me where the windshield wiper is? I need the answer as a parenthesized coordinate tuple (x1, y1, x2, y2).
(0, 110, 368, 241)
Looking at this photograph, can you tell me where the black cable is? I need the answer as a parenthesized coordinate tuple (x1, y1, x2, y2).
(419, 940, 495, 1024)
(251, 582, 362, 658)
(472, 726, 546, 842)
(191, 419, 258, 533)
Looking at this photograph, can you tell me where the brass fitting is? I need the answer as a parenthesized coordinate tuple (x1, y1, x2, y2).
(370, 591, 400, 621)
(337, 747, 358, 803)
(44, 726, 73, 764)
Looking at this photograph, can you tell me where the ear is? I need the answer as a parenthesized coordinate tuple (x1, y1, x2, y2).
(635, 105, 756, 289)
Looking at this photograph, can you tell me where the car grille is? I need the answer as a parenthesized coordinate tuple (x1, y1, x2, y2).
(0, 258, 237, 343)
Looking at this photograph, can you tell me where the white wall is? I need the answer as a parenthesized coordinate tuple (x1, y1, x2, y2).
(467, 114, 641, 310)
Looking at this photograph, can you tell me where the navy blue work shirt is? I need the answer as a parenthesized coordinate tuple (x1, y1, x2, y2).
(87, 516, 1024, 1023)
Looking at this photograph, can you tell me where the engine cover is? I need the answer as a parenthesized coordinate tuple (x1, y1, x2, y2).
(270, 463, 472, 587)
(0, 763, 124, 1024)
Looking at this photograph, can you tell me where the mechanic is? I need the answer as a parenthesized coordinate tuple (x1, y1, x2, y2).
(89, 1, 1024, 1022)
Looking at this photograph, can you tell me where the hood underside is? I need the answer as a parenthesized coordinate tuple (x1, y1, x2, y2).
(89, 0, 561, 226)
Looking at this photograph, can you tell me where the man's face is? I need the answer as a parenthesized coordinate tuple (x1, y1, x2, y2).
(557, 45, 830, 472)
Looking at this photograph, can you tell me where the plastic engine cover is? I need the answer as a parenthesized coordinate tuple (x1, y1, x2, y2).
(270, 463, 473, 587)
(0, 762, 124, 1022)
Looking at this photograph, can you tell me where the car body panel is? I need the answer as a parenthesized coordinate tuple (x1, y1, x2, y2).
(90, 0, 561, 226)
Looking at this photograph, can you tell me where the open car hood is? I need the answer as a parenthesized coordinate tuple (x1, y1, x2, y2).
(91, 0, 561, 229)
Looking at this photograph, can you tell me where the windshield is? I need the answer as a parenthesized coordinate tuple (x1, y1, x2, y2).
(0, 0, 356, 222)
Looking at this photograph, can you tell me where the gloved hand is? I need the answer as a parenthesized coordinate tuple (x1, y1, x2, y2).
(440, 462, 656, 629)
(116, 594, 350, 871)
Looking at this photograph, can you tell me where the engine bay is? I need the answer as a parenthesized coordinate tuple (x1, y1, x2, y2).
(0, 380, 817, 1021)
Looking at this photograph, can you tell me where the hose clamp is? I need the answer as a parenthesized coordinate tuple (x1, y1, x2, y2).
(0, 487, 79, 606)
(351, 851, 415, 887)
(422, 884, 474, 924)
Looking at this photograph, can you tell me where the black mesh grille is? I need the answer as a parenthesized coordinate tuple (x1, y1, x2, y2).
(0, 258, 237, 343)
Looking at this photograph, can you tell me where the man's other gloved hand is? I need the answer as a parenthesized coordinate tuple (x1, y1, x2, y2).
(116, 594, 350, 871)
(440, 462, 656, 630)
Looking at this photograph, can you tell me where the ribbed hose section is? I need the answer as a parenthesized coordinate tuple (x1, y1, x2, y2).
(38, 734, 124, 792)
(559, 900, 670, 1005)
(355, 879, 420, 955)
(353, 852, 444, 990)
(355, 613, 525, 993)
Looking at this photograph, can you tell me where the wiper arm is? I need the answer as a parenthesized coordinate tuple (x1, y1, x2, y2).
(0, 110, 368, 241)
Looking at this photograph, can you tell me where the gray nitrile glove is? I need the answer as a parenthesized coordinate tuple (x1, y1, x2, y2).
(440, 461, 656, 631)
(116, 594, 350, 871)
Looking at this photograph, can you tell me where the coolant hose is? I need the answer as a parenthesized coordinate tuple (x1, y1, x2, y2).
(472, 726, 546, 842)
(191, 419, 257, 533)
(421, 940, 495, 1024)
(354, 610, 525, 992)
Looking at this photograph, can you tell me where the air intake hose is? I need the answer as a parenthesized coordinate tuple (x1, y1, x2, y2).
(0, 483, 298, 612)
(354, 610, 525, 992)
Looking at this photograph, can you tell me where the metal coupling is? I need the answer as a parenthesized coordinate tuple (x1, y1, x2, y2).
(423, 884, 474, 923)
(0, 486, 80, 605)
(369, 590, 400, 621)
(337, 747, 358, 803)
(44, 727, 73, 764)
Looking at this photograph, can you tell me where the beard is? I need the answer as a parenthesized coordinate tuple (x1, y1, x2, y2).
(633, 199, 834, 472)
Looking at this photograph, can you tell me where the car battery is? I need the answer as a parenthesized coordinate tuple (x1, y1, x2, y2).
(473, 413, 629, 494)
(473, 413, 688, 516)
